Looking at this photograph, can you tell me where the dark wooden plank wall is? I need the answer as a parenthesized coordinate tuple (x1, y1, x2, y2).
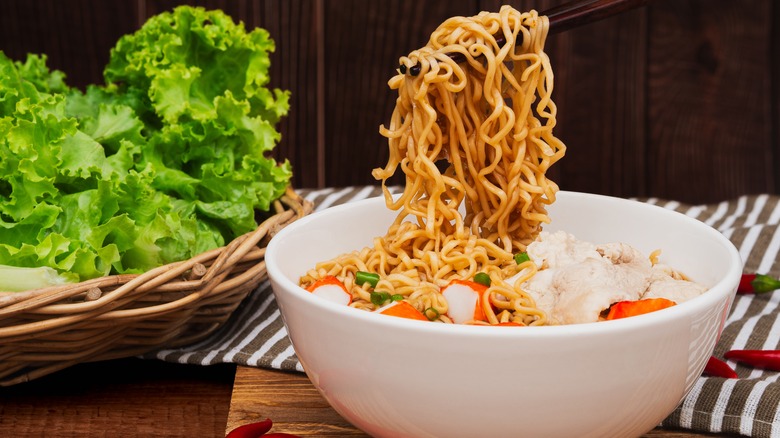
(0, 0, 777, 204)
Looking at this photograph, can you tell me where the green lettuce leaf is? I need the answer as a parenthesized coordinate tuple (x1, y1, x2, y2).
(104, 5, 292, 235)
(0, 5, 291, 287)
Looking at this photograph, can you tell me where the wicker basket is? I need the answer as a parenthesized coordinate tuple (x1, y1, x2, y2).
(0, 187, 312, 386)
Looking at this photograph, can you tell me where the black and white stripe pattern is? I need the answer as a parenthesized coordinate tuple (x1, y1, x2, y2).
(147, 186, 389, 373)
(646, 194, 780, 437)
(148, 188, 780, 437)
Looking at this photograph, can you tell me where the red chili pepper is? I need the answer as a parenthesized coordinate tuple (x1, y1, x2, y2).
(702, 356, 738, 379)
(724, 349, 780, 371)
(224, 419, 302, 438)
(737, 273, 780, 294)
(226, 419, 273, 438)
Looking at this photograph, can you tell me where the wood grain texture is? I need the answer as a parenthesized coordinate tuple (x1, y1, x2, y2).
(0, 0, 138, 89)
(0, 0, 775, 203)
(255, 0, 320, 189)
(775, 1, 780, 194)
(320, 0, 479, 189)
(227, 367, 365, 437)
(0, 358, 235, 437)
(549, 0, 648, 198)
(227, 366, 733, 438)
(646, 0, 774, 203)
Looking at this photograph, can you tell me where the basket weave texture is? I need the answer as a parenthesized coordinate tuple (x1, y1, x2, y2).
(0, 187, 312, 386)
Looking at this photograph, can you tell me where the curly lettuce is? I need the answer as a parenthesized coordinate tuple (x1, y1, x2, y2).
(0, 6, 291, 286)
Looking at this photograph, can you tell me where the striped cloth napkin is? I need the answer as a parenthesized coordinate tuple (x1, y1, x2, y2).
(147, 187, 780, 438)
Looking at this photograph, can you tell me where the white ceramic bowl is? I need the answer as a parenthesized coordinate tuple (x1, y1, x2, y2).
(266, 191, 742, 438)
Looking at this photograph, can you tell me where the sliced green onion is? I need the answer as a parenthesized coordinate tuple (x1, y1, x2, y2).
(474, 272, 491, 286)
(391, 294, 404, 301)
(356, 271, 380, 288)
(370, 291, 390, 306)
(514, 252, 530, 264)
(423, 307, 440, 321)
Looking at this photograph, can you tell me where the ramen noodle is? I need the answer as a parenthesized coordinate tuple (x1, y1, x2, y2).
(300, 6, 706, 325)
(301, 6, 559, 326)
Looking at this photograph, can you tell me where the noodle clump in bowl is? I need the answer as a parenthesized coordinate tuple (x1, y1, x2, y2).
(266, 6, 741, 437)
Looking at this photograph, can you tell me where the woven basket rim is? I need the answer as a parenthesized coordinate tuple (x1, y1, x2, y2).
(0, 186, 313, 386)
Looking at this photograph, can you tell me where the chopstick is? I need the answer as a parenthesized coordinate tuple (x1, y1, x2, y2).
(545, 0, 650, 34)
(403, 0, 650, 75)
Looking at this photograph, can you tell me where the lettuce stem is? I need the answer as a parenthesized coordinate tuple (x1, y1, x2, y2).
(0, 265, 70, 292)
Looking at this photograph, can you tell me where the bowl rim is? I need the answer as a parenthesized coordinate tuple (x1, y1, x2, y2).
(266, 191, 742, 338)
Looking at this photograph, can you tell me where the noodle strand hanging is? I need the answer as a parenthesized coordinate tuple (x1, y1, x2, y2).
(301, 6, 564, 326)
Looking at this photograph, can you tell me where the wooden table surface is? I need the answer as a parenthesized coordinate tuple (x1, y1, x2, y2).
(0, 359, 735, 437)
(226, 366, 732, 438)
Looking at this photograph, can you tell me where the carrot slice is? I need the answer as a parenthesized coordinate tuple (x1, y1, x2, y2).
(442, 279, 488, 324)
(605, 298, 676, 320)
(306, 275, 352, 305)
(378, 300, 429, 321)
